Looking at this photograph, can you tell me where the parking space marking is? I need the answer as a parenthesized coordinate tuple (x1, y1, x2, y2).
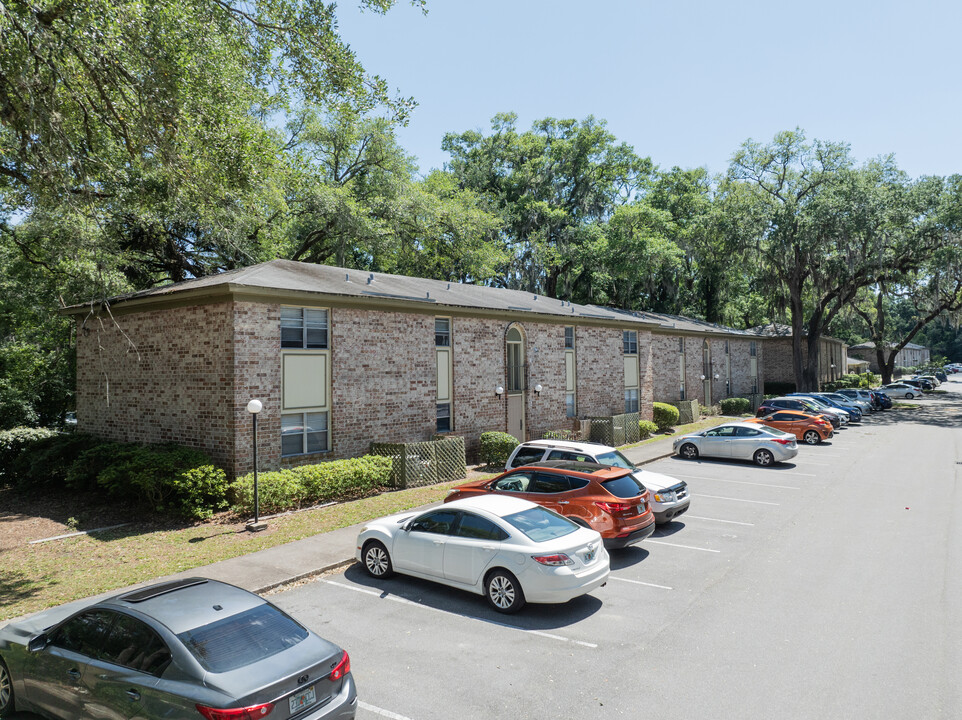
(359, 701, 416, 720)
(685, 515, 755, 526)
(323, 580, 598, 648)
(695, 493, 780, 505)
(669, 473, 799, 490)
(646, 539, 721, 553)
(609, 576, 673, 590)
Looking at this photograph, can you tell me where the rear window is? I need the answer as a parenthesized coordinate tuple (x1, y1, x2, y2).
(600, 474, 644, 499)
(177, 604, 308, 673)
(502, 507, 577, 542)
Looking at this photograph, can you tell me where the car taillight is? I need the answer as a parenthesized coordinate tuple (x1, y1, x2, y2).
(330, 650, 350, 681)
(197, 704, 274, 720)
(532, 553, 574, 566)
(772, 438, 793, 445)
(595, 501, 633, 513)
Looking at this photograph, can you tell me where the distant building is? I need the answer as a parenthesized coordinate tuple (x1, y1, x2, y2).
(848, 342, 930, 372)
(751, 323, 847, 390)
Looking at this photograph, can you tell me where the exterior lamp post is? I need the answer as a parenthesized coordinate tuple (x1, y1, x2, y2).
(246, 399, 267, 532)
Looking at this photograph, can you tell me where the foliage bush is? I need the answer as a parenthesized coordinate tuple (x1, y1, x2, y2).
(229, 455, 392, 515)
(541, 429, 581, 441)
(638, 420, 658, 440)
(699, 404, 719, 417)
(10, 432, 97, 487)
(720, 397, 752, 415)
(95, 444, 229, 520)
(652, 403, 680, 431)
(479, 431, 519, 466)
(0, 426, 57, 481)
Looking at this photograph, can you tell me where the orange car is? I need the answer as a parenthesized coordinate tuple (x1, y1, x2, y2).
(748, 409, 833, 445)
(445, 460, 655, 549)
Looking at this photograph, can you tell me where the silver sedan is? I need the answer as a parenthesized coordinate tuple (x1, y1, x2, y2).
(673, 421, 798, 466)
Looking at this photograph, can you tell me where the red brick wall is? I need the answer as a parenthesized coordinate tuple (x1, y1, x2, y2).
(651, 334, 762, 404)
(75, 301, 237, 468)
(574, 326, 624, 418)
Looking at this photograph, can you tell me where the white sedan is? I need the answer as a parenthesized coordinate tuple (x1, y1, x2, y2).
(355, 495, 610, 613)
(673, 421, 798, 466)
(881, 382, 923, 399)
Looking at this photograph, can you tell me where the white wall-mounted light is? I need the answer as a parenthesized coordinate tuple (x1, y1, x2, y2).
(534, 384, 543, 394)
(714, 373, 720, 380)
(700, 374, 706, 381)
(495, 385, 504, 396)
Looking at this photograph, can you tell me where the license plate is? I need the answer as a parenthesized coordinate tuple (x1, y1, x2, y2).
(289, 686, 316, 714)
(636, 504, 644, 515)
(584, 549, 596, 563)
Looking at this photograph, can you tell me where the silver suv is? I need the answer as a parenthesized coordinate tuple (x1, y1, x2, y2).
(505, 439, 690, 524)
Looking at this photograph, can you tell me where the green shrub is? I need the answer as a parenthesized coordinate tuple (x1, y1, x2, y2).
(96, 444, 228, 520)
(10, 432, 98, 487)
(652, 403, 680, 431)
(638, 420, 658, 439)
(66, 441, 136, 491)
(479, 431, 518, 466)
(229, 455, 392, 515)
(720, 397, 751, 415)
(0, 426, 57, 481)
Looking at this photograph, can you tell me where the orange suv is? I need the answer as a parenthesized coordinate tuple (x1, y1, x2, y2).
(445, 461, 656, 549)
(748, 409, 833, 445)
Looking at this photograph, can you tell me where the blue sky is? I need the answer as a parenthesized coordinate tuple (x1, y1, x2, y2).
(337, 0, 961, 180)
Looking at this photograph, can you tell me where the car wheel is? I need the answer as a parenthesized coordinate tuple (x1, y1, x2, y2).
(362, 540, 394, 579)
(484, 569, 526, 614)
(803, 430, 821, 445)
(753, 448, 775, 467)
(905, 392, 913, 399)
(679, 443, 699, 460)
(0, 659, 14, 718)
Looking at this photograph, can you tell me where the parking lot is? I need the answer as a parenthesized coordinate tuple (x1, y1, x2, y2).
(271, 383, 962, 719)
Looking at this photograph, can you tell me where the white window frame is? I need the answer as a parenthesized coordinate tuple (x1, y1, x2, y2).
(281, 305, 331, 457)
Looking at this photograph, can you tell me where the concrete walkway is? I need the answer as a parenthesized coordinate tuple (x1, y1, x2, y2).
(157, 432, 681, 595)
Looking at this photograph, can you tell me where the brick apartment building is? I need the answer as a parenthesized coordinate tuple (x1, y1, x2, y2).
(848, 341, 930, 372)
(751, 323, 847, 390)
(65, 260, 765, 477)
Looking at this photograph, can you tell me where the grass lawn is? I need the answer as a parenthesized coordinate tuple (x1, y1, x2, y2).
(1, 478, 481, 622)
(0, 415, 729, 622)
(622, 415, 733, 450)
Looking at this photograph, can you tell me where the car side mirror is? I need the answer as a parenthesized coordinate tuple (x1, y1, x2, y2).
(28, 633, 49, 652)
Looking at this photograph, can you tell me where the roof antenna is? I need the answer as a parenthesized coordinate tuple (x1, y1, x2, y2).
(426, 291, 431, 299)
(367, 273, 374, 285)
(345, 273, 350, 282)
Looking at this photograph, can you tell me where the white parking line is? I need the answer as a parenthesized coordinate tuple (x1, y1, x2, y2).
(695, 493, 780, 506)
(669, 473, 799, 490)
(323, 580, 598, 648)
(359, 701, 416, 720)
(609, 576, 673, 590)
(685, 515, 755, 526)
(795, 461, 830, 466)
(646, 540, 720, 553)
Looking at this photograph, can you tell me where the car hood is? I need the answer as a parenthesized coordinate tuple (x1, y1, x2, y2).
(632, 469, 683, 491)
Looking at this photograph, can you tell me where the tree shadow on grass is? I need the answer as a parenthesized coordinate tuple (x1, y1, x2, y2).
(0, 566, 49, 605)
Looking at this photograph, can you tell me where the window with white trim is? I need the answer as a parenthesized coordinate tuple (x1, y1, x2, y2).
(679, 337, 687, 400)
(436, 318, 453, 432)
(624, 329, 639, 413)
(281, 306, 331, 457)
(564, 326, 576, 417)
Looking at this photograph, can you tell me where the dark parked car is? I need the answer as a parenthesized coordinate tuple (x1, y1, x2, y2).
(0, 578, 357, 720)
(756, 398, 844, 428)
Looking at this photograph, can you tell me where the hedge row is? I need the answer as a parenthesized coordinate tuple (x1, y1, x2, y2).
(479, 431, 518, 466)
(720, 397, 752, 415)
(1, 430, 228, 520)
(229, 455, 392, 515)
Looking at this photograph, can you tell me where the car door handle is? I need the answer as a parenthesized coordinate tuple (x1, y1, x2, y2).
(126, 690, 141, 702)
(67, 669, 81, 680)
(433, 540, 444, 545)
(482, 545, 495, 551)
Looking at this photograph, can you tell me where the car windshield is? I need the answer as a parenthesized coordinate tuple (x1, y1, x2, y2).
(177, 603, 308, 673)
(502, 507, 578, 542)
(595, 450, 634, 470)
